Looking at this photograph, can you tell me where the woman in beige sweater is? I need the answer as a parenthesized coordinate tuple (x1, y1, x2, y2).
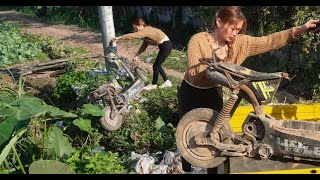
(113, 18, 173, 91)
(178, 6, 320, 174)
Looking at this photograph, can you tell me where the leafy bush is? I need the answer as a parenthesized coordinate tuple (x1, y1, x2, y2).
(140, 87, 179, 126)
(54, 71, 111, 110)
(66, 147, 131, 174)
(102, 83, 179, 154)
(0, 21, 86, 68)
(0, 23, 43, 67)
(0, 83, 78, 174)
(312, 83, 320, 102)
(103, 111, 176, 154)
(24, 34, 84, 60)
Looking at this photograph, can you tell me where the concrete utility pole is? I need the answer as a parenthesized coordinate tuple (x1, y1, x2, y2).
(98, 6, 117, 72)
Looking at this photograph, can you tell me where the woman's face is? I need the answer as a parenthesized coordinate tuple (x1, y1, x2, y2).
(217, 19, 244, 42)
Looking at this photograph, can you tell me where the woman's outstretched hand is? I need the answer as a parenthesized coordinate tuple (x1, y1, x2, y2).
(293, 19, 319, 38)
(304, 19, 320, 32)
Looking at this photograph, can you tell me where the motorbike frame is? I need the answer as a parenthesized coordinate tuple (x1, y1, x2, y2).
(89, 41, 147, 131)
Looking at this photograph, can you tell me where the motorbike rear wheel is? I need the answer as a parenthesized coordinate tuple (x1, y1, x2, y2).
(99, 106, 123, 132)
(175, 108, 233, 168)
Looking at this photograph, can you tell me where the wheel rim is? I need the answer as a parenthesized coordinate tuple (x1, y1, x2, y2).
(101, 107, 120, 126)
(182, 119, 220, 161)
(176, 108, 233, 168)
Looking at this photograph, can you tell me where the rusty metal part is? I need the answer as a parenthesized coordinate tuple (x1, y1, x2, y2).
(268, 120, 320, 161)
(89, 84, 116, 100)
(176, 108, 232, 168)
(90, 91, 100, 100)
(211, 91, 239, 134)
(205, 68, 264, 118)
(233, 133, 253, 148)
(258, 144, 273, 159)
(221, 151, 247, 156)
(194, 131, 252, 157)
(225, 72, 250, 89)
(239, 85, 265, 117)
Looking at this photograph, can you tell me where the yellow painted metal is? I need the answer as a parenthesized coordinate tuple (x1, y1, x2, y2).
(233, 168, 320, 174)
(229, 103, 320, 174)
(230, 103, 320, 133)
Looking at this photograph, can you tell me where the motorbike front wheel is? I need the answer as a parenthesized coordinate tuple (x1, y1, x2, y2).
(99, 106, 123, 132)
(175, 108, 233, 168)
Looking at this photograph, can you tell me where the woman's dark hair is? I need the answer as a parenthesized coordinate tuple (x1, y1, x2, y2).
(213, 6, 247, 34)
(132, 18, 147, 27)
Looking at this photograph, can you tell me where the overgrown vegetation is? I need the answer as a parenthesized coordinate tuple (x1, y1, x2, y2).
(0, 20, 85, 68)
(0, 8, 178, 174)
(24, 34, 86, 60)
(0, 80, 135, 174)
(1, 6, 320, 174)
(0, 23, 44, 66)
(53, 71, 111, 110)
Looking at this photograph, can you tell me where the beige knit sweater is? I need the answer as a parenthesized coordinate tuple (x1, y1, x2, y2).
(185, 28, 296, 88)
(121, 26, 168, 56)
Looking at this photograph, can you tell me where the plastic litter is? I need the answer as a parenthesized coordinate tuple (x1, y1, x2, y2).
(130, 149, 207, 174)
(145, 57, 153, 63)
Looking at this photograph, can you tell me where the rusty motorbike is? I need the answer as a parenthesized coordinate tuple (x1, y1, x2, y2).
(89, 41, 147, 132)
(175, 52, 320, 169)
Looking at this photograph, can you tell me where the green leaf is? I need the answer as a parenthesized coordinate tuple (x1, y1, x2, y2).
(0, 129, 27, 165)
(0, 87, 18, 104)
(29, 160, 76, 174)
(16, 108, 35, 121)
(82, 104, 104, 117)
(43, 105, 77, 119)
(155, 116, 166, 132)
(46, 126, 74, 159)
(72, 118, 92, 133)
(0, 104, 16, 119)
(0, 116, 18, 151)
(16, 97, 45, 120)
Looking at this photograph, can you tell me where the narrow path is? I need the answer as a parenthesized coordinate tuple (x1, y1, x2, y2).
(0, 10, 184, 79)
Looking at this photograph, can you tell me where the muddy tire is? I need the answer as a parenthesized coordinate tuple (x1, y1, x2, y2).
(99, 106, 123, 132)
(135, 67, 148, 83)
(175, 108, 233, 168)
